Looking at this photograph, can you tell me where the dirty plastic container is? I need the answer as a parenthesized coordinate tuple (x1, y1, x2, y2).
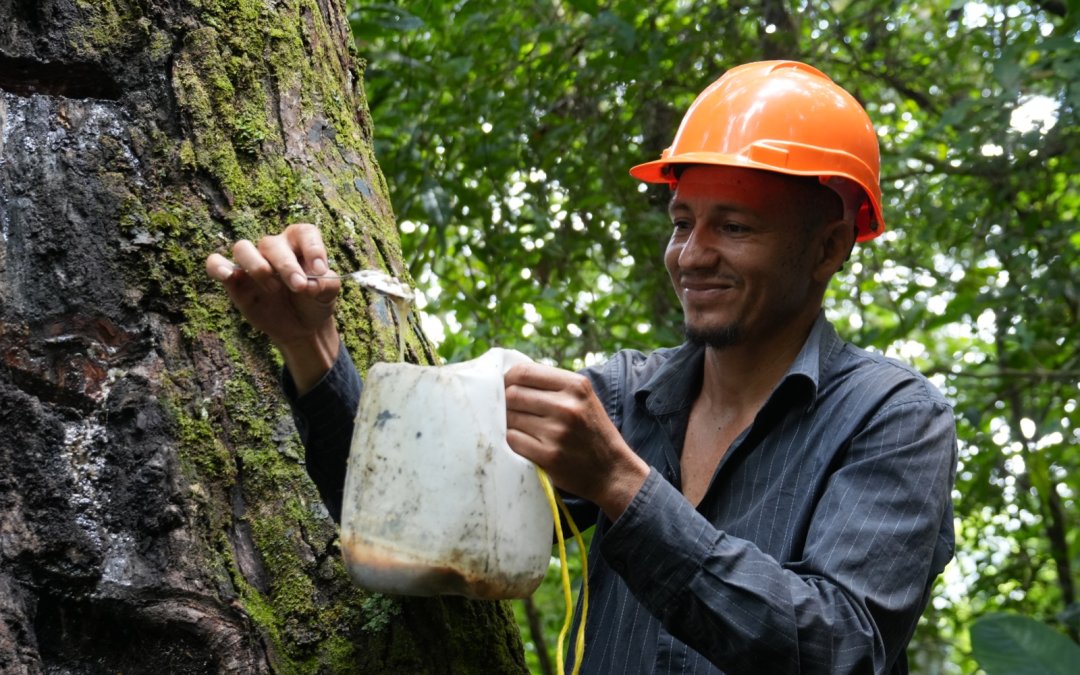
(340, 348, 554, 599)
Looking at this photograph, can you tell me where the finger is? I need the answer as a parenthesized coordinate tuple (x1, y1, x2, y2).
(506, 427, 539, 457)
(505, 407, 545, 437)
(504, 362, 573, 392)
(221, 272, 262, 313)
(504, 379, 553, 414)
(257, 233, 308, 292)
(282, 224, 340, 301)
(283, 223, 330, 276)
(505, 424, 554, 469)
(232, 239, 282, 293)
(205, 253, 236, 282)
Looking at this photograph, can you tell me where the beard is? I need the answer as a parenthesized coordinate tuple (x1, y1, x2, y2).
(684, 322, 741, 350)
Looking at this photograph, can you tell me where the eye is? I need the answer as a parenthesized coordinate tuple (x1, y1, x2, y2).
(671, 217, 692, 231)
(722, 221, 750, 234)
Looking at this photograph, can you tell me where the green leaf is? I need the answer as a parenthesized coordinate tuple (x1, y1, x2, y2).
(971, 613, 1080, 675)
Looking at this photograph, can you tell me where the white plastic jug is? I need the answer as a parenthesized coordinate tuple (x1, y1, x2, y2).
(339, 348, 554, 599)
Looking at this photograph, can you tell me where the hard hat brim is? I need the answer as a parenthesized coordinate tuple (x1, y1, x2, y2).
(629, 151, 828, 184)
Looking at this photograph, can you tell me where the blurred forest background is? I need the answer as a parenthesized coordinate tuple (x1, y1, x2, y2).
(346, 0, 1078, 673)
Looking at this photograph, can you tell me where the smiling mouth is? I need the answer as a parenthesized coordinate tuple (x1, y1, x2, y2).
(679, 278, 738, 294)
(682, 283, 734, 292)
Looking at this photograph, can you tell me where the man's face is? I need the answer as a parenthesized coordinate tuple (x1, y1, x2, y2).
(664, 165, 824, 349)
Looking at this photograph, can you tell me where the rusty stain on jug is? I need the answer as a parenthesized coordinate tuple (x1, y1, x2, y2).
(341, 536, 545, 600)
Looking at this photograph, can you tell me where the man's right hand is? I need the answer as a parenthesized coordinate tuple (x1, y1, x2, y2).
(205, 222, 341, 394)
(505, 362, 650, 520)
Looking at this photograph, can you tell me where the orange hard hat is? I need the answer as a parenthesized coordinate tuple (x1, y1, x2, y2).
(630, 60, 885, 241)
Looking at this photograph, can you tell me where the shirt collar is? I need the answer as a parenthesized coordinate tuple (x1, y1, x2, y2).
(635, 341, 705, 416)
(636, 312, 841, 416)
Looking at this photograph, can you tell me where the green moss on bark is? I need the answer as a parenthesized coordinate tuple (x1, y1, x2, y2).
(70, 0, 143, 57)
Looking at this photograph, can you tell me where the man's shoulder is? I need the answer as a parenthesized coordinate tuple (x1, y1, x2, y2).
(828, 339, 951, 410)
(618, 343, 686, 366)
(603, 344, 692, 381)
(579, 343, 694, 399)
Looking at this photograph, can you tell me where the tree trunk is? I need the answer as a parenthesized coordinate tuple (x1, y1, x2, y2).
(0, 0, 527, 672)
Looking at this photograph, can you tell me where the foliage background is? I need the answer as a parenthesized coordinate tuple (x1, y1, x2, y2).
(347, 0, 1079, 672)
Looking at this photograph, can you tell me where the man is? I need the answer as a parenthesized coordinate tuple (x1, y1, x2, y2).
(207, 61, 956, 674)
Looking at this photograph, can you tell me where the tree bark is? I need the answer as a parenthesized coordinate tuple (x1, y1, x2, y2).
(0, 0, 527, 672)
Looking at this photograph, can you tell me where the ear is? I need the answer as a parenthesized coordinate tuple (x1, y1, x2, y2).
(812, 218, 856, 283)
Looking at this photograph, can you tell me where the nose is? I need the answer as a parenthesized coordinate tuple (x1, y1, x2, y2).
(676, 223, 720, 272)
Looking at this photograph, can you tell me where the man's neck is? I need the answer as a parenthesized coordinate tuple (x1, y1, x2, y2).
(697, 312, 818, 416)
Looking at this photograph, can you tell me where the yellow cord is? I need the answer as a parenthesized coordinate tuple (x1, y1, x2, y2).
(535, 468, 589, 675)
